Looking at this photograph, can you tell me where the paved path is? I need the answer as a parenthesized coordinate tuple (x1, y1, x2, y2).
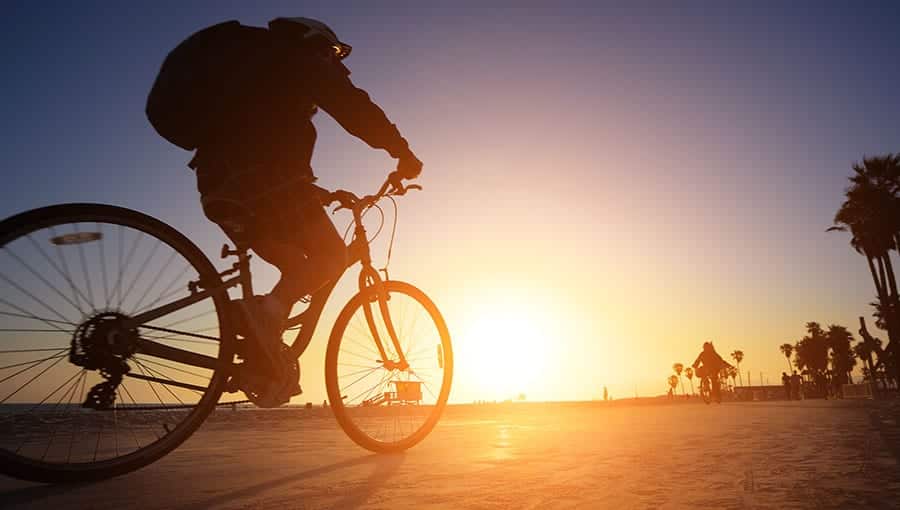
(1, 400, 898, 509)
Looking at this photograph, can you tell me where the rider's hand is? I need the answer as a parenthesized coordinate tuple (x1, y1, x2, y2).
(396, 152, 423, 180)
(327, 189, 356, 209)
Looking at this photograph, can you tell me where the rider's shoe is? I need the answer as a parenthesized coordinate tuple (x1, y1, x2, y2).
(233, 295, 304, 406)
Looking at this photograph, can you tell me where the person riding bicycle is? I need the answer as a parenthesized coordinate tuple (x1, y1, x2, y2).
(691, 341, 732, 403)
(147, 18, 422, 400)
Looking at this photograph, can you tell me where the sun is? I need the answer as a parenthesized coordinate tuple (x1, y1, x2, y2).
(458, 304, 554, 402)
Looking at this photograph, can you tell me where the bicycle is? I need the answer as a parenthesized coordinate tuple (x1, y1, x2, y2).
(699, 375, 712, 404)
(0, 176, 453, 483)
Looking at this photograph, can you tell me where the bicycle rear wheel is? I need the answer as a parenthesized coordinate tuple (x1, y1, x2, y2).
(325, 281, 452, 452)
(0, 204, 233, 482)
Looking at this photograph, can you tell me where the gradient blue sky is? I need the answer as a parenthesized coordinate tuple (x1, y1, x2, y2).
(3, 2, 900, 401)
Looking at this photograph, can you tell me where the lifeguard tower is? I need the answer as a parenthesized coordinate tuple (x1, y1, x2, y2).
(362, 380, 423, 406)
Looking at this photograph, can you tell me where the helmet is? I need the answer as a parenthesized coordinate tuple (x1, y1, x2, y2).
(268, 17, 352, 59)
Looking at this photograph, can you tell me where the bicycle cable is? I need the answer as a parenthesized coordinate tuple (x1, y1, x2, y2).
(337, 188, 399, 274)
(381, 195, 399, 273)
(341, 202, 387, 246)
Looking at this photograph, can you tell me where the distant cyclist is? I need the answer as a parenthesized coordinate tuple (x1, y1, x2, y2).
(691, 341, 733, 403)
(147, 18, 422, 400)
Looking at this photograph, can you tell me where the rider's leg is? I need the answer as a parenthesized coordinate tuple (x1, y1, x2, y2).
(254, 195, 348, 308)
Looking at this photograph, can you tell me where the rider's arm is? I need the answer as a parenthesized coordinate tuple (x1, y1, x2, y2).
(692, 352, 702, 369)
(309, 57, 414, 161)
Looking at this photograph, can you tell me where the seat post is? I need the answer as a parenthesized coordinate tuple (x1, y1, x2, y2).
(221, 243, 253, 299)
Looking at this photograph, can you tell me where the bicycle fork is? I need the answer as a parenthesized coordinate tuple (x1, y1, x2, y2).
(355, 250, 408, 371)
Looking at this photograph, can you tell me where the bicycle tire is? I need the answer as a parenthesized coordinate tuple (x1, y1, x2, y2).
(0, 203, 233, 483)
(325, 281, 452, 453)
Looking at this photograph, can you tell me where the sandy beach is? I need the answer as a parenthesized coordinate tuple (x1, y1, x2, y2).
(1, 399, 898, 509)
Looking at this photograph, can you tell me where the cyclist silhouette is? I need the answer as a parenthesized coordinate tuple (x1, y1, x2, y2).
(691, 341, 733, 403)
(147, 18, 422, 398)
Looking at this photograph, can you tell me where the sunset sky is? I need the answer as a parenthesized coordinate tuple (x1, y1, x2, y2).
(3, 2, 900, 404)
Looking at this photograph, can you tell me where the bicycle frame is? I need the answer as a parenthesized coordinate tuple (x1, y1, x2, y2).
(126, 182, 410, 375)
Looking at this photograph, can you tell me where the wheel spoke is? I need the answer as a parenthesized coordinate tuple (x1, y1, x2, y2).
(2, 246, 84, 317)
(0, 309, 76, 330)
(50, 226, 87, 315)
(0, 349, 67, 385)
(114, 229, 142, 310)
(0, 351, 68, 371)
(120, 239, 162, 312)
(134, 356, 210, 381)
(131, 250, 177, 313)
(0, 356, 68, 405)
(119, 381, 161, 440)
(99, 223, 110, 308)
(73, 224, 96, 308)
(0, 272, 76, 326)
(339, 366, 384, 395)
(345, 370, 394, 405)
(116, 387, 143, 450)
(338, 365, 384, 379)
(35, 370, 87, 459)
(157, 308, 217, 330)
(133, 264, 191, 315)
(0, 347, 69, 354)
(66, 373, 89, 463)
(26, 232, 90, 315)
(133, 360, 195, 401)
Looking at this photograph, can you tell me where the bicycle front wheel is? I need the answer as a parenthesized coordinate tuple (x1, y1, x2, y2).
(325, 281, 452, 452)
(0, 204, 234, 483)
(700, 379, 712, 405)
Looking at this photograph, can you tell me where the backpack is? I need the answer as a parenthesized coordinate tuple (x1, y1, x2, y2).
(146, 21, 260, 151)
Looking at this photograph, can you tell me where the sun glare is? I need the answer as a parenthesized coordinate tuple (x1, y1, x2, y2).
(459, 304, 554, 402)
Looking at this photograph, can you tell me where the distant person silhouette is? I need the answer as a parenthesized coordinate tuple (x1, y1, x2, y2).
(691, 341, 733, 403)
(147, 18, 422, 401)
(790, 370, 802, 400)
(781, 372, 791, 400)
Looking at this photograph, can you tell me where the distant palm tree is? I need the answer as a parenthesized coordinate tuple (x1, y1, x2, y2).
(826, 324, 857, 387)
(795, 322, 830, 393)
(684, 367, 695, 395)
(730, 350, 744, 385)
(673, 363, 685, 395)
(667, 375, 679, 398)
(720, 367, 735, 393)
(779, 343, 794, 372)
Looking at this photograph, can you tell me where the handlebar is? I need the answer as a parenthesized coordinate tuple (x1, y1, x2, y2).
(329, 173, 421, 215)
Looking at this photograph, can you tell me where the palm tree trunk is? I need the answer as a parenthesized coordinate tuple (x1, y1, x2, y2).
(785, 355, 792, 372)
(867, 254, 887, 300)
(879, 255, 900, 383)
(878, 255, 889, 300)
(736, 362, 742, 385)
(883, 254, 898, 299)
